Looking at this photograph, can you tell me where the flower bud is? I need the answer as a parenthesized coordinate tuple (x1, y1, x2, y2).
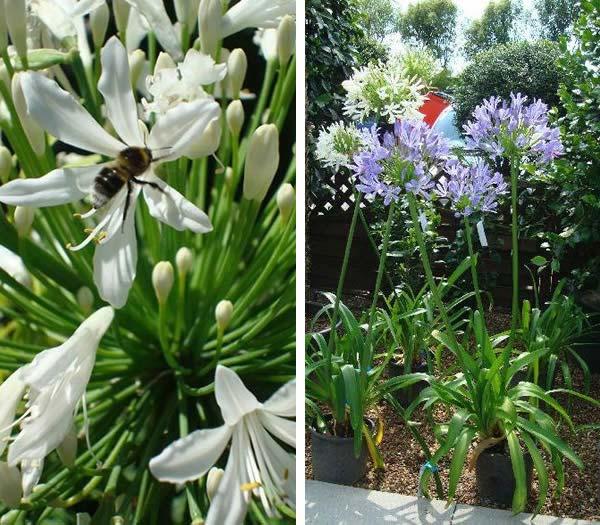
(0, 462, 22, 508)
(154, 52, 176, 74)
(113, 0, 131, 39)
(175, 0, 200, 27)
(227, 49, 247, 99)
(6, 0, 27, 60)
(226, 100, 244, 137)
(152, 261, 174, 304)
(198, 0, 221, 58)
(276, 183, 295, 223)
(183, 118, 222, 158)
(0, 147, 12, 182)
(277, 16, 295, 66)
(206, 467, 224, 501)
(243, 124, 280, 202)
(14, 207, 34, 238)
(77, 287, 94, 314)
(175, 247, 194, 275)
(129, 49, 146, 88)
(90, 2, 110, 48)
(12, 74, 45, 156)
(215, 300, 233, 332)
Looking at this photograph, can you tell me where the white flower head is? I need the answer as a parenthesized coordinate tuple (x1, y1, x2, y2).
(315, 121, 366, 170)
(342, 62, 427, 124)
(0, 307, 114, 502)
(0, 37, 219, 308)
(150, 365, 296, 524)
(143, 48, 226, 117)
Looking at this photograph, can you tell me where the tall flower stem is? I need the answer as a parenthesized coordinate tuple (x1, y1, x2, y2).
(407, 194, 457, 348)
(510, 155, 521, 345)
(327, 190, 363, 354)
(464, 217, 485, 317)
(365, 201, 396, 359)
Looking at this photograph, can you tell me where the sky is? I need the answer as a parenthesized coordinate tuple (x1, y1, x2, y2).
(387, 0, 540, 73)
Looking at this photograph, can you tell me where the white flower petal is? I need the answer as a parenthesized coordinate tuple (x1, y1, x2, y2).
(215, 365, 261, 427)
(20, 73, 126, 157)
(222, 0, 295, 37)
(125, 7, 150, 53)
(70, 0, 105, 18)
(0, 373, 26, 456)
(147, 98, 220, 161)
(205, 426, 250, 525)
(0, 164, 102, 208)
(0, 245, 31, 289)
(123, 0, 182, 60)
(142, 173, 212, 233)
(263, 379, 295, 417)
(179, 49, 227, 86)
(34, 0, 75, 40)
(149, 425, 232, 484)
(56, 423, 77, 466)
(258, 411, 295, 448)
(93, 208, 138, 308)
(0, 462, 22, 507)
(98, 37, 144, 147)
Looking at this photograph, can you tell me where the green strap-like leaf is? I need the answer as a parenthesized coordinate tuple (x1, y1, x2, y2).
(507, 431, 527, 514)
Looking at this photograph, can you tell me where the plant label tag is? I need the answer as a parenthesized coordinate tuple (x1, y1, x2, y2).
(419, 211, 428, 232)
(477, 220, 488, 247)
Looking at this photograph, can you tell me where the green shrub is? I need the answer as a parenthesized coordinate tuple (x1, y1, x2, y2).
(453, 40, 562, 128)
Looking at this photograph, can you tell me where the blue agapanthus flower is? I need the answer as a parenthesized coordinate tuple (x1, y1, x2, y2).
(351, 120, 451, 205)
(464, 93, 564, 163)
(436, 159, 508, 217)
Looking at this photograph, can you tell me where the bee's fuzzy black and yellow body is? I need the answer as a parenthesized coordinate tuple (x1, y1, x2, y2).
(92, 147, 153, 209)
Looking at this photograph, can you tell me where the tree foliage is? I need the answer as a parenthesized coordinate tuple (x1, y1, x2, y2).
(352, 0, 397, 42)
(535, 0, 581, 40)
(464, 0, 522, 58)
(453, 40, 562, 127)
(397, 0, 458, 67)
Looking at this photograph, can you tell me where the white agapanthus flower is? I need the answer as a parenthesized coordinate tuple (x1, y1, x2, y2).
(150, 365, 296, 525)
(0, 36, 220, 308)
(315, 121, 366, 170)
(0, 245, 32, 289)
(143, 48, 226, 117)
(253, 28, 278, 62)
(342, 62, 428, 124)
(0, 307, 114, 504)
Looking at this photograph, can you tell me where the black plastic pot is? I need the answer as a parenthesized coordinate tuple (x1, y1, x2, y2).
(476, 444, 533, 508)
(311, 421, 372, 485)
(387, 358, 428, 408)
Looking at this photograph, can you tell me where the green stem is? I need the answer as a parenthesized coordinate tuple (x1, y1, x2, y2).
(327, 191, 363, 353)
(464, 216, 485, 317)
(365, 201, 396, 360)
(510, 156, 521, 345)
(407, 194, 457, 348)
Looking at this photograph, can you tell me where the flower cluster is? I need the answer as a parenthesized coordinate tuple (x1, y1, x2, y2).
(314, 121, 366, 169)
(352, 120, 451, 205)
(464, 92, 564, 163)
(436, 159, 508, 217)
(342, 62, 428, 124)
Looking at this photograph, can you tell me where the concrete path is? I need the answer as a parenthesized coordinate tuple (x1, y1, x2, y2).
(305, 480, 599, 524)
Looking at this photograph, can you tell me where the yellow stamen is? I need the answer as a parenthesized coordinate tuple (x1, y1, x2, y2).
(240, 481, 261, 492)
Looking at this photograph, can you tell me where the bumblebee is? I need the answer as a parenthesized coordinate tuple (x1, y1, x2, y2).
(92, 147, 164, 226)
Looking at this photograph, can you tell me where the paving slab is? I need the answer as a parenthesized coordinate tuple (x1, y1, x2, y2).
(305, 480, 600, 524)
(305, 480, 456, 524)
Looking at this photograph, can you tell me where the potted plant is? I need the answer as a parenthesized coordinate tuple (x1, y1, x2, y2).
(306, 299, 427, 485)
(407, 310, 596, 513)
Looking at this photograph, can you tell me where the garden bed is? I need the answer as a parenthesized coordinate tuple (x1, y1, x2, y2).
(305, 304, 600, 521)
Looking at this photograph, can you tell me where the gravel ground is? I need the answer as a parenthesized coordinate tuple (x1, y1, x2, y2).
(305, 306, 600, 521)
